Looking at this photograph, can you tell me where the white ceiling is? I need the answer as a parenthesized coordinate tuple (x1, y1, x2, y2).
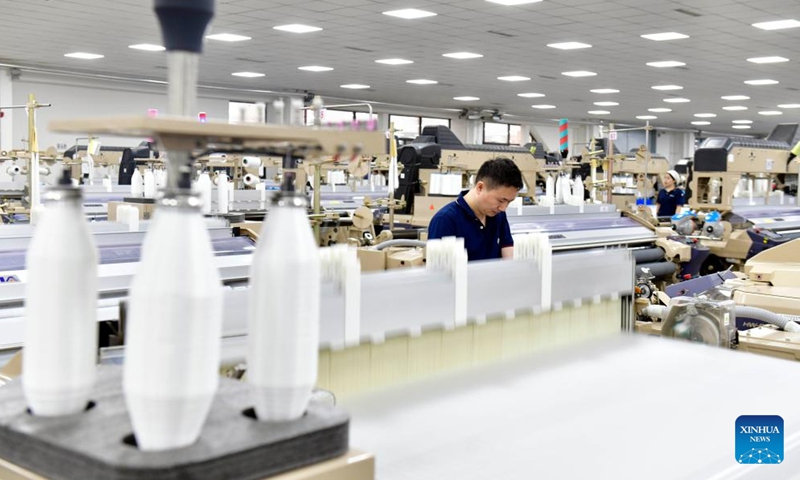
(2, 0, 800, 135)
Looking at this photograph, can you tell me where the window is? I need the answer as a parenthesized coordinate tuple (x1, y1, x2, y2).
(229, 101, 266, 123)
(483, 122, 522, 145)
(388, 115, 421, 136)
(421, 117, 450, 130)
(389, 115, 451, 137)
(304, 109, 360, 126)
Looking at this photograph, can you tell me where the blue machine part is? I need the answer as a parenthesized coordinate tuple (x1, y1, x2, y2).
(664, 270, 738, 298)
(704, 211, 721, 222)
(747, 228, 792, 258)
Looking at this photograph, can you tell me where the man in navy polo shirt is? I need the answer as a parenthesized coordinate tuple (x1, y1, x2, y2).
(428, 158, 523, 261)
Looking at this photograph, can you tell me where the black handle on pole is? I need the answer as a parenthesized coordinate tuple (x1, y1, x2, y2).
(154, 0, 215, 53)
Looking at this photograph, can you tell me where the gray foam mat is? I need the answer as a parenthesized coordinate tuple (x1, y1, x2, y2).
(0, 366, 349, 479)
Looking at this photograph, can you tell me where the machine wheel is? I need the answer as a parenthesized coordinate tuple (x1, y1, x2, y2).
(700, 254, 726, 276)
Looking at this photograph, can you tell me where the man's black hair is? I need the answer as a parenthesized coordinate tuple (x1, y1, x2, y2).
(476, 157, 523, 190)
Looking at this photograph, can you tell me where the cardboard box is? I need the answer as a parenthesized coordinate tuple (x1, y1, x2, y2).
(108, 201, 155, 221)
(357, 249, 386, 272)
(386, 248, 424, 269)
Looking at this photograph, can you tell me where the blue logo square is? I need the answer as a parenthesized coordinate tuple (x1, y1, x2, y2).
(736, 415, 784, 464)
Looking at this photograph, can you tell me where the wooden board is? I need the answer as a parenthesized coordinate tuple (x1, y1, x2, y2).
(49, 117, 386, 157)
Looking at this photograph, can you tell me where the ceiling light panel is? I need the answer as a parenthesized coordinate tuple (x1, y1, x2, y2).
(752, 19, 800, 30)
(273, 24, 322, 33)
(641, 32, 689, 41)
(128, 44, 165, 51)
(206, 33, 251, 41)
(442, 52, 483, 59)
(652, 85, 683, 91)
(664, 98, 691, 103)
(383, 9, 437, 19)
(691, 121, 711, 125)
(649, 108, 672, 112)
(298, 66, 333, 72)
(747, 56, 789, 64)
(498, 75, 530, 81)
(694, 113, 717, 118)
(562, 71, 597, 77)
(407, 79, 438, 85)
(231, 71, 264, 77)
(531, 104, 556, 109)
(588, 110, 610, 115)
(454, 96, 480, 101)
(547, 42, 592, 50)
(722, 106, 748, 111)
(375, 58, 414, 65)
(518, 92, 545, 98)
(732, 120, 753, 124)
(590, 89, 619, 94)
(341, 84, 370, 89)
(732, 125, 752, 129)
(64, 52, 104, 59)
(758, 110, 783, 115)
(486, 0, 544, 5)
(721, 95, 750, 101)
(647, 61, 686, 68)
(594, 102, 619, 106)
(744, 79, 779, 85)
(778, 103, 800, 108)
(637, 115, 658, 120)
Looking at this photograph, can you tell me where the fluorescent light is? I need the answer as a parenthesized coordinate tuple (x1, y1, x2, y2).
(406, 79, 438, 85)
(641, 32, 689, 41)
(636, 115, 658, 120)
(298, 66, 333, 72)
(340, 84, 370, 89)
(273, 24, 322, 33)
(486, 0, 543, 4)
(531, 104, 556, 109)
(732, 125, 752, 129)
(64, 52, 104, 60)
(664, 98, 691, 103)
(747, 56, 789, 64)
(562, 70, 597, 77)
(744, 79, 779, 85)
(231, 72, 265, 78)
(518, 92, 546, 98)
(443, 52, 483, 59)
(588, 110, 610, 115)
(722, 106, 748, 111)
(752, 19, 800, 31)
(498, 75, 530, 81)
(694, 113, 717, 118)
(590, 88, 619, 94)
(778, 103, 800, 108)
(454, 96, 480, 101)
(647, 61, 686, 68)
(648, 108, 672, 113)
(383, 9, 436, 19)
(547, 42, 592, 50)
(594, 102, 619, 106)
(691, 121, 711, 126)
(721, 95, 750, 101)
(128, 44, 165, 51)
(758, 110, 783, 115)
(652, 85, 683, 91)
(375, 58, 414, 65)
(732, 120, 753, 124)
(206, 33, 251, 42)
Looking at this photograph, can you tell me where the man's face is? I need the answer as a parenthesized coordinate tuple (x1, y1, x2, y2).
(476, 182, 519, 216)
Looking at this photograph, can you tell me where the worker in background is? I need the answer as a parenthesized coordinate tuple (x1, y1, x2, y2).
(428, 158, 522, 261)
(656, 169, 685, 218)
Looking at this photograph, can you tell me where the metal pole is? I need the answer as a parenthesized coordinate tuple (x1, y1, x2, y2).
(27, 94, 41, 217)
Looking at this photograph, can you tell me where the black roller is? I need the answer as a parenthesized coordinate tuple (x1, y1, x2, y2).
(154, 0, 215, 53)
(636, 261, 676, 278)
(633, 247, 666, 264)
